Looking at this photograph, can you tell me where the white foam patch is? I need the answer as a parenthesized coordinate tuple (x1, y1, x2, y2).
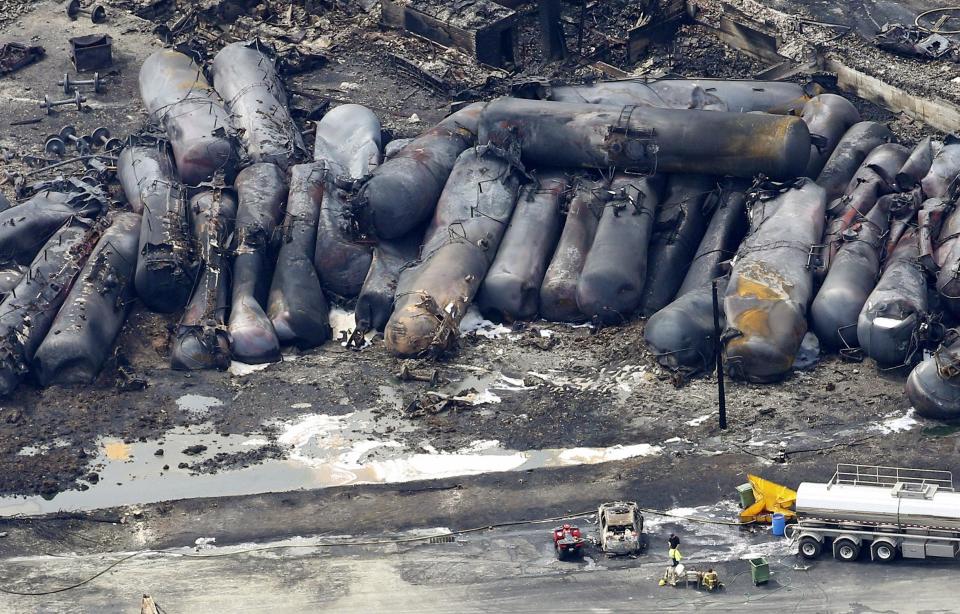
(555, 444, 662, 465)
(686, 414, 713, 427)
(876, 408, 919, 434)
(275, 413, 663, 487)
(460, 306, 512, 339)
(229, 361, 271, 377)
(328, 308, 376, 347)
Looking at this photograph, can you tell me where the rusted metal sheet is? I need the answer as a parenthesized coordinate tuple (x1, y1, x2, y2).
(267, 164, 331, 348)
(0, 218, 106, 396)
(33, 212, 141, 385)
(577, 174, 664, 324)
(477, 171, 567, 322)
(385, 147, 521, 356)
(640, 174, 715, 316)
(381, 0, 518, 68)
(544, 79, 817, 114)
(171, 189, 237, 370)
(123, 141, 197, 314)
(357, 103, 482, 240)
(0, 180, 103, 264)
(229, 163, 287, 364)
(139, 49, 236, 185)
(676, 178, 749, 298)
(314, 104, 381, 298)
(478, 98, 811, 180)
(540, 178, 609, 323)
(811, 195, 890, 351)
(921, 136, 960, 200)
(858, 228, 927, 367)
(645, 275, 728, 373)
(211, 41, 306, 168)
(816, 122, 895, 203)
(800, 94, 860, 179)
(723, 179, 827, 382)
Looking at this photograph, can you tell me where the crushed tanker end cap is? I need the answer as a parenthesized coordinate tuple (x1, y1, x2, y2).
(314, 104, 383, 298)
(229, 163, 287, 364)
(476, 97, 810, 180)
(816, 121, 895, 203)
(811, 195, 891, 352)
(358, 102, 483, 241)
(645, 275, 728, 373)
(540, 178, 610, 323)
(639, 173, 716, 316)
(907, 332, 960, 420)
(885, 190, 922, 259)
(823, 143, 910, 271)
(858, 228, 928, 367)
(356, 231, 422, 333)
(544, 79, 818, 114)
(577, 174, 664, 325)
(723, 178, 827, 383)
(385, 147, 521, 357)
(677, 178, 749, 298)
(211, 41, 306, 168)
(33, 212, 142, 386)
(921, 136, 960, 200)
(139, 49, 237, 185)
(799, 94, 860, 179)
(170, 189, 237, 371)
(0, 180, 104, 265)
(477, 171, 567, 322)
(896, 137, 937, 191)
(0, 218, 106, 396)
(128, 143, 197, 314)
(267, 163, 331, 348)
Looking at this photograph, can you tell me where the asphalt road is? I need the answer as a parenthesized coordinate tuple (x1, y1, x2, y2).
(2, 507, 958, 613)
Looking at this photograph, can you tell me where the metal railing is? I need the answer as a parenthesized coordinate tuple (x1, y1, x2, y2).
(827, 464, 954, 492)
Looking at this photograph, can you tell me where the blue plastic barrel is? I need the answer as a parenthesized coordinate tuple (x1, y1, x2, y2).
(771, 513, 786, 537)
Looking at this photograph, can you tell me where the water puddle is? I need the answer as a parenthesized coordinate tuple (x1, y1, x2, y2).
(0, 408, 663, 516)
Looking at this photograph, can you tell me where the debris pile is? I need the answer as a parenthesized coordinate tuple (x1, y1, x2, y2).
(2, 15, 960, 423)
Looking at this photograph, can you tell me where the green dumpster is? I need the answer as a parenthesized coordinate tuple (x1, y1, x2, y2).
(736, 483, 756, 508)
(749, 557, 769, 585)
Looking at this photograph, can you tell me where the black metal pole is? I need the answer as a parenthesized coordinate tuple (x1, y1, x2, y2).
(711, 279, 727, 430)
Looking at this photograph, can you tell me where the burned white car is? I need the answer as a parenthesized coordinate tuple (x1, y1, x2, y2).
(597, 501, 644, 555)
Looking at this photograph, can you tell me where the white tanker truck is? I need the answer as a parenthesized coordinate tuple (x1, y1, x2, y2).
(788, 464, 960, 563)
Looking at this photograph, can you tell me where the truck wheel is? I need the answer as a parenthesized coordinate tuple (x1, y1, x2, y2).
(835, 539, 860, 562)
(871, 541, 897, 563)
(799, 536, 822, 559)
(556, 546, 564, 561)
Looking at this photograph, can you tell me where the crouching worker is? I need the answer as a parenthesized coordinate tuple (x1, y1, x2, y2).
(702, 568, 720, 591)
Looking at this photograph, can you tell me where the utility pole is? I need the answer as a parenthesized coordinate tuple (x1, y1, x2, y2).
(711, 279, 727, 430)
(538, 0, 567, 60)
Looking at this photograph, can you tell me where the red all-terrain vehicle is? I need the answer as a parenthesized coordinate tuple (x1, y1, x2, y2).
(553, 524, 586, 560)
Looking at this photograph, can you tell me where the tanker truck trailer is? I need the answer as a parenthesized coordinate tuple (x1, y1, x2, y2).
(790, 464, 960, 563)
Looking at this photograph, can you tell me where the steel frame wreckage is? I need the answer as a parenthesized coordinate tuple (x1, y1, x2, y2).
(2, 30, 960, 421)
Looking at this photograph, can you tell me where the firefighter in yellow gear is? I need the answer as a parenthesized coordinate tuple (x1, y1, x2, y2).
(702, 568, 719, 591)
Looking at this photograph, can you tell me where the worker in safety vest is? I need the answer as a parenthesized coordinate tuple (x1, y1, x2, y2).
(668, 546, 682, 567)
